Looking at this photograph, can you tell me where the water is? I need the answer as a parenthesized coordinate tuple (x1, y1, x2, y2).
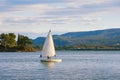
(0, 51, 120, 80)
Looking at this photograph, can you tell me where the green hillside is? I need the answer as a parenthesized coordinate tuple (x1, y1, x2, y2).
(32, 28, 120, 50)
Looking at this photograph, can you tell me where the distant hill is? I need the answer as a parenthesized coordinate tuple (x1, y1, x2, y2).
(61, 28, 120, 38)
(31, 28, 120, 47)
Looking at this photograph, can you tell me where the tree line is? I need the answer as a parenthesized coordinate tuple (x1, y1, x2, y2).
(0, 33, 35, 52)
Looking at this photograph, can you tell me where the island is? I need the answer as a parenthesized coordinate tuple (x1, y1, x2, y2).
(0, 33, 35, 52)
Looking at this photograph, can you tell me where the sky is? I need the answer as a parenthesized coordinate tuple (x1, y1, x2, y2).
(0, 0, 120, 39)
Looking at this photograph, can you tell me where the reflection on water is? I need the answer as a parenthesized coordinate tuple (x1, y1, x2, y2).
(41, 61, 62, 80)
(41, 62, 56, 68)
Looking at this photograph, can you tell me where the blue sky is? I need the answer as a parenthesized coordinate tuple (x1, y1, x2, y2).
(0, 0, 120, 38)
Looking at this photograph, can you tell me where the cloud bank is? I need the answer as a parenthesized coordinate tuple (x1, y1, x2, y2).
(0, 0, 120, 34)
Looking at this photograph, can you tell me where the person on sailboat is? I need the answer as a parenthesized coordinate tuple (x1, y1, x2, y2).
(47, 56, 51, 59)
(40, 55, 42, 58)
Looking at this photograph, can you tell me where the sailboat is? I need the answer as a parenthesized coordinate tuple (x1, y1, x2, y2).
(40, 30, 62, 62)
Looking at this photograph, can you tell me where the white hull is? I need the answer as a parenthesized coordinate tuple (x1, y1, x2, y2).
(41, 59, 62, 62)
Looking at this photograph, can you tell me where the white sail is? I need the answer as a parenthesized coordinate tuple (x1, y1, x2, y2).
(41, 30, 56, 57)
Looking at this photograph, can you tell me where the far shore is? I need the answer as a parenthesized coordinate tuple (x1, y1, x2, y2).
(0, 48, 120, 52)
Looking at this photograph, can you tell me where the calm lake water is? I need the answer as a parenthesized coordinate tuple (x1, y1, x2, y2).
(0, 51, 120, 80)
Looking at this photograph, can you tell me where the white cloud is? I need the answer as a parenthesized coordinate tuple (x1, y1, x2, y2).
(66, 0, 110, 8)
(0, 21, 2, 25)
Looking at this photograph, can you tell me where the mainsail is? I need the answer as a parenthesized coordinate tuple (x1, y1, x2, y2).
(41, 30, 56, 57)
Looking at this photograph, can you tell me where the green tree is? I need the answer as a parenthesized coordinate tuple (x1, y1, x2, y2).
(23, 36, 32, 46)
(0, 35, 1, 45)
(17, 34, 32, 47)
(17, 34, 35, 52)
(0, 33, 16, 48)
(1, 33, 9, 48)
(8, 33, 16, 47)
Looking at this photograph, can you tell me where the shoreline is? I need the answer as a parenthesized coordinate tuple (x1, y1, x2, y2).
(0, 49, 120, 52)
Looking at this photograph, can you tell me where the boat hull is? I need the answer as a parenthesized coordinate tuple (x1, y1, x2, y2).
(41, 59, 62, 62)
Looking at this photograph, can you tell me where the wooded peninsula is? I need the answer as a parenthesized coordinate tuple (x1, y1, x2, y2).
(0, 33, 35, 52)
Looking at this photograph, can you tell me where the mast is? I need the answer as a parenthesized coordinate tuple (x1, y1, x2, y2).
(41, 30, 56, 57)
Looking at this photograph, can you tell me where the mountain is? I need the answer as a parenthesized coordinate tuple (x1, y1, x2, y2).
(62, 28, 120, 38)
(31, 28, 120, 47)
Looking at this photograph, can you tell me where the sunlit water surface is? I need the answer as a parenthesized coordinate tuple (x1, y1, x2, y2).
(0, 51, 120, 80)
